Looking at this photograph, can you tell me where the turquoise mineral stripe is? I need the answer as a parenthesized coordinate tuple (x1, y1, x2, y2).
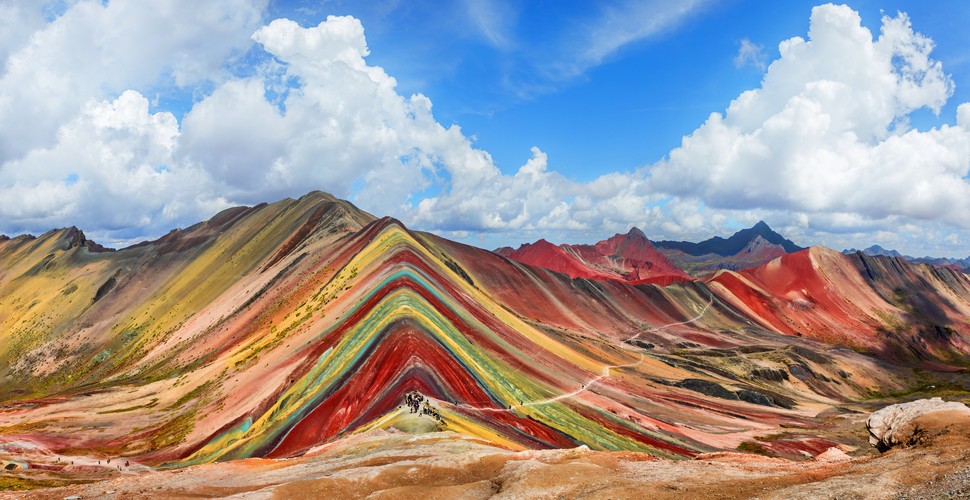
(191, 286, 665, 462)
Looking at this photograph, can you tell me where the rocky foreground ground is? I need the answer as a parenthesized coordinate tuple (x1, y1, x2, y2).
(1, 398, 968, 499)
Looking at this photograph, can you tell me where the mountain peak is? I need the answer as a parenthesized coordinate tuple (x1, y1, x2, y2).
(733, 221, 801, 254)
(861, 245, 902, 258)
(626, 227, 647, 239)
(745, 234, 769, 247)
(739, 235, 786, 256)
(655, 221, 802, 257)
(61, 226, 113, 253)
(500, 228, 688, 283)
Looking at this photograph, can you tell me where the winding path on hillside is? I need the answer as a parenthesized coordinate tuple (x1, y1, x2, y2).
(448, 289, 715, 413)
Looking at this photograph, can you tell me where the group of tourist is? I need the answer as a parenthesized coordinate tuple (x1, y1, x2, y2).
(403, 391, 445, 425)
(56, 456, 131, 470)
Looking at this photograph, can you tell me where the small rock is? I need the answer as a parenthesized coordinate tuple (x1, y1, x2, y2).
(675, 378, 738, 400)
(736, 389, 775, 407)
(814, 447, 851, 462)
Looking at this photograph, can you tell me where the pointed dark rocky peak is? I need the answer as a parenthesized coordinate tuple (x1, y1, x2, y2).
(63, 226, 113, 253)
(65, 226, 84, 249)
(745, 221, 801, 251)
(843, 245, 904, 258)
(626, 226, 648, 240)
(655, 221, 802, 257)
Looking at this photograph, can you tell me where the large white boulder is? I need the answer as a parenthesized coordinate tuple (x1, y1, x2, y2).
(866, 397, 970, 451)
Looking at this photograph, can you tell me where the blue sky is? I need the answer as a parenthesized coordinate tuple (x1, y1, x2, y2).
(290, 0, 970, 180)
(2, 0, 970, 257)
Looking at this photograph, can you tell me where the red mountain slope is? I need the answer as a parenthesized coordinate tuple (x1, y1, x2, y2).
(708, 246, 970, 367)
(495, 239, 615, 281)
(497, 228, 690, 285)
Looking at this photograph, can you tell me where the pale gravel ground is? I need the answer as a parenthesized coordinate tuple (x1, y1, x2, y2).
(2, 411, 969, 500)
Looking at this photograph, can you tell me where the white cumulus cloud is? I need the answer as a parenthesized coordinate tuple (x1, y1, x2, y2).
(0, 90, 227, 235)
(183, 16, 587, 234)
(648, 4, 970, 229)
(0, 0, 266, 242)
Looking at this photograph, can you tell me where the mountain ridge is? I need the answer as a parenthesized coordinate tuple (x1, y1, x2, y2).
(655, 220, 803, 256)
(496, 228, 690, 285)
(1, 191, 969, 475)
(843, 245, 970, 272)
(498, 221, 805, 281)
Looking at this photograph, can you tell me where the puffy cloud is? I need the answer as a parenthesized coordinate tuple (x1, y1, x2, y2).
(0, 0, 48, 69)
(648, 4, 970, 229)
(0, 0, 266, 242)
(0, 90, 226, 236)
(178, 78, 287, 198)
(0, 10, 556, 240)
(0, 0, 266, 162)
(253, 17, 434, 209)
(0, 6, 780, 247)
(421, 3, 970, 249)
(187, 16, 574, 229)
(413, 147, 575, 231)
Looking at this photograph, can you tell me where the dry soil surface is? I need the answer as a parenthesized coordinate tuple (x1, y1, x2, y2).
(1, 409, 969, 499)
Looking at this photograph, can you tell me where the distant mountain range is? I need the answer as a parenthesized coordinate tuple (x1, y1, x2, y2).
(843, 245, 970, 272)
(499, 221, 804, 280)
(654, 221, 803, 256)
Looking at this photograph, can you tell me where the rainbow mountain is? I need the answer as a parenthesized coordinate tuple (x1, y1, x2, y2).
(1, 192, 969, 467)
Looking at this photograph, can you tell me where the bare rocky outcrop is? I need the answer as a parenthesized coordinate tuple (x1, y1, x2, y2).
(866, 397, 970, 451)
